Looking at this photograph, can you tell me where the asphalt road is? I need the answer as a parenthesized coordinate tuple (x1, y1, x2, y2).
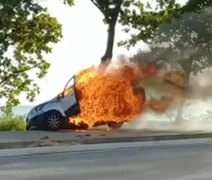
(1, 138, 212, 180)
(2, 129, 208, 150)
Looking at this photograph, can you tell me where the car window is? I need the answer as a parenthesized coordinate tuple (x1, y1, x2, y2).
(63, 76, 75, 96)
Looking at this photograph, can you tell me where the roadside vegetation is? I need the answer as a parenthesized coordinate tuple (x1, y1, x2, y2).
(0, 107, 26, 131)
(0, 116, 25, 131)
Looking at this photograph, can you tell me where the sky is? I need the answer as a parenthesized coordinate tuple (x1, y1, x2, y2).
(20, 0, 188, 105)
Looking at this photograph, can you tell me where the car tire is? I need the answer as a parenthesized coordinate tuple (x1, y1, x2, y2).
(69, 122, 89, 130)
(107, 122, 123, 129)
(45, 110, 63, 131)
(133, 86, 146, 102)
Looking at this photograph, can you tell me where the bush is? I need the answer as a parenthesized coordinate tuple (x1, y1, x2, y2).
(0, 114, 26, 131)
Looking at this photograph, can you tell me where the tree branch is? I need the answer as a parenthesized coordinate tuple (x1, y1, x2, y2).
(90, 0, 106, 15)
(0, 63, 41, 85)
(111, 0, 123, 23)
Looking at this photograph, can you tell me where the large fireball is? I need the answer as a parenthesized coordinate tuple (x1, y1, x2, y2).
(69, 63, 148, 128)
(66, 60, 184, 129)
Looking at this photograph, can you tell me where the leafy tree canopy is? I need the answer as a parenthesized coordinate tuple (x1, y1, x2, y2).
(118, 0, 182, 48)
(181, 0, 212, 13)
(151, 6, 212, 75)
(0, 0, 62, 107)
(130, 1, 212, 77)
(118, 0, 212, 48)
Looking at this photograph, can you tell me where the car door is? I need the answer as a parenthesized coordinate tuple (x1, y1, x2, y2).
(60, 76, 80, 117)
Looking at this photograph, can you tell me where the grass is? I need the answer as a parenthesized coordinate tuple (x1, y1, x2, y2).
(0, 114, 26, 131)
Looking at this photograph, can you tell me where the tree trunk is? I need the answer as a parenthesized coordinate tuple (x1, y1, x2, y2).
(101, 22, 116, 65)
(175, 60, 192, 124)
(175, 98, 185, 124)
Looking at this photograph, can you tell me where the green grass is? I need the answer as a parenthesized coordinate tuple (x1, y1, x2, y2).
(0, 115, 26, 131)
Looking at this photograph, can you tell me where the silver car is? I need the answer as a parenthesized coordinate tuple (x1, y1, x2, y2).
(26, 75, 81, 130)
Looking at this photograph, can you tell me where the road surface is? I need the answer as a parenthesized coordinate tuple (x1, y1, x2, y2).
(1, 138, 212, 180)
(2, 129, 211, 149)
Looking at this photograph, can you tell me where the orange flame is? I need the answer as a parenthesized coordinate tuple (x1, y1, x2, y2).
(67, 62, 183, 129)
(68, 63, 149, 128)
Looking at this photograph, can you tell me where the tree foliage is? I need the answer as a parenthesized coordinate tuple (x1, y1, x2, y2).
(0, 0, 62, 107)
(152, 7, 212, 75)
(64, 0, 74, 6)
(88, 0, 185, 63)
(118, 0, 182, 48)
(118, 0, 212, 49)
(181, 0, 212, 13)
(131, 3, 212, 77)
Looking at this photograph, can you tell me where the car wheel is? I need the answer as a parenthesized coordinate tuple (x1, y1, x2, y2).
(45, 111, 63, 130)
(107, 122, 123, 129)
(69, 122, 89, 130)
(133, 86, 146, 102)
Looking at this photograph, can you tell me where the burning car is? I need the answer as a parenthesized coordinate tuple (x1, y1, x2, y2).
(26, 64, 148, 131)
(26, 60, 183, 131)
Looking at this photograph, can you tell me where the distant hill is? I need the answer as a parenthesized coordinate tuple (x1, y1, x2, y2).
(0, 105, 34, 117)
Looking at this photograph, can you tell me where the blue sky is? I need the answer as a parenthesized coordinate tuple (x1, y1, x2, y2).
(19, 0, 187, 105)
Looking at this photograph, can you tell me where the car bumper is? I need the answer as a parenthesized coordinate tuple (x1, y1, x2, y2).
(26, 113, 46, 130)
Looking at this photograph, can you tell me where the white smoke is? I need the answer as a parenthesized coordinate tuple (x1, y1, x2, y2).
(122, 67, 212, 131)
(121, 7, 212, 132)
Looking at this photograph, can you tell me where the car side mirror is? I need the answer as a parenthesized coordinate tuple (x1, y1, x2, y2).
(57, 92, 64, 99)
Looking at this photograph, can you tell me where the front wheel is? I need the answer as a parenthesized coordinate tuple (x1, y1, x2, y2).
(45, 111, 63, 130)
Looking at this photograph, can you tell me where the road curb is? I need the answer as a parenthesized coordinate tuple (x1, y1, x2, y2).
(80, 132, 212, 144)
(1, 132, 212, 149)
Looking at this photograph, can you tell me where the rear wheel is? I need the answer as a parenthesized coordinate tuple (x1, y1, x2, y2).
(107, 122, 123, 129)
(133, 86, 146, 102)
(45, 111, 63, 130)
(69, 122, 89, 130)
